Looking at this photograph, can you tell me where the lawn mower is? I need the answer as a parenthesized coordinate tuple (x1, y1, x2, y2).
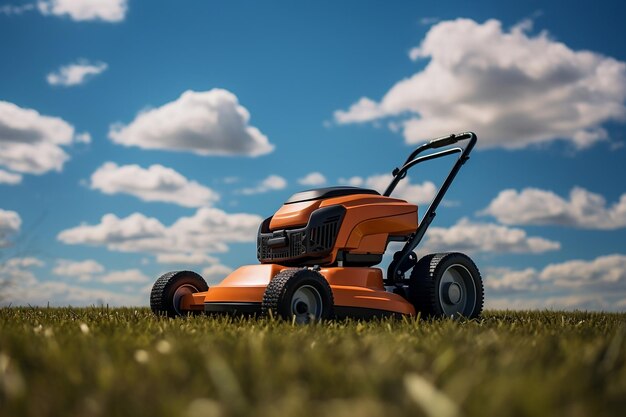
(150, 131, 484, 321)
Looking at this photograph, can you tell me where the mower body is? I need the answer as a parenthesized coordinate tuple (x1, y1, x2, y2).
(182, 188, 419, 318)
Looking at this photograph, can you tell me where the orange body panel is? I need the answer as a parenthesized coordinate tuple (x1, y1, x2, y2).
(268, 194, 418, 263)
(270, 200, 322, 229)
(182, 264, 415, 316)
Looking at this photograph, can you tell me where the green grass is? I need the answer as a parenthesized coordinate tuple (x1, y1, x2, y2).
(0, 309, 625, 417)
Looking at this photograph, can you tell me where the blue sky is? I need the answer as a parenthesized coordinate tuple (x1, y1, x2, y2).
(1, 0, 625, 310)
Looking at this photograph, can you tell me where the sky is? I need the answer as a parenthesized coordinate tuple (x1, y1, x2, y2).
(1, 0, 625, 310)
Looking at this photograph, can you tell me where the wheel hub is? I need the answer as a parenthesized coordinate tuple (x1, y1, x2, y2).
(295, 301, 309, 315)
(291, 285, 322, 323)
(444, 282, 462, 305)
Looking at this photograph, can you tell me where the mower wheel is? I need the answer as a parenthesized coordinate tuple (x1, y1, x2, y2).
(150, 271, 208, 318)
(409, 252, 484, 319)
(262, 268, 334, 323)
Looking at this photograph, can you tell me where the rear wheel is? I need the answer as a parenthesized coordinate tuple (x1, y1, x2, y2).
(150, 271, 208, 318)
(262, 269, 334, 323)
(409, 253, 483, 319)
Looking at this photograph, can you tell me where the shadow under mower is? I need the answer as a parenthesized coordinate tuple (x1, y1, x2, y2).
(151, 132, 484, 322)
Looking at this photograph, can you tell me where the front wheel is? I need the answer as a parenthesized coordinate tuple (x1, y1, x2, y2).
(262, 269, 334, 323)
(409, 253, 484, 319)
(150, 271, 208, 318)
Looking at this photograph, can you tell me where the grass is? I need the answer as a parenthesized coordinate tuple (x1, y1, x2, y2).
(0, 308, 625, 417)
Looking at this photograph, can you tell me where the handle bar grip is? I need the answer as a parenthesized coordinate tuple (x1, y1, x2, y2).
(428, 134, 458, 149)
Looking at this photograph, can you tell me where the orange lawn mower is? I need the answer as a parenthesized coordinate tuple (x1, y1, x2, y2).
(150, 132, 484, 322)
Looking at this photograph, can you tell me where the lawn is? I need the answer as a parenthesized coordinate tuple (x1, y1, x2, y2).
(0, 308, 625, 417)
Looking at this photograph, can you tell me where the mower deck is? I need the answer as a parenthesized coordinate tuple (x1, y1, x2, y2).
(180, 264, 415, 318)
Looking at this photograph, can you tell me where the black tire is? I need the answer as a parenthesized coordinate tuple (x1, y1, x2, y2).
(150, 271, 208, 318)
(409, 252, 484, 319)
(262, 268, 334, 323)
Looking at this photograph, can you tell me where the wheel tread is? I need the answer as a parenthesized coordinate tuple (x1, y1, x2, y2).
(410, 252, 484, 319)
(150, 270, 208, 318)
(261, 268, 334, 320)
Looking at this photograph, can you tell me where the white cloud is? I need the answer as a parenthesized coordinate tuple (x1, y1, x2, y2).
(0, 209, 21, 247)
(0, 4, 35, 15)
(485, 254, 626, 311)
(156, 253, 218, 265)
(539, 254, 626, 289)
(47, 60, 108, 86)
(201, 264, 233, 285)
(485, 293, 617, 312)
(52, 259, 151, 285)
(37, 0, 128, 22)
(339, 174, 436, 205)
(1, 258, 41, 297)
(481, 187, 626, 230)
(423, 217, 560, 254)
(0, 169, 22, 185)
(0, 257, 147, 306)
(3, 279, 145, 306)
(239, 174, 287, 195)
(90, 162, 219, 207)
(335, 18, 626, 149)
(5, 257, 44, 269)
(52, 259, 104, 282)
(57, 208, 262, 256)
(109, 89, 274, 157)
(298, 172, 327, 186)
(0, 100, 86, 175)
(484, 267, 540, 294)
(100, 269, 150, 284)
(486, 254, 626, 294)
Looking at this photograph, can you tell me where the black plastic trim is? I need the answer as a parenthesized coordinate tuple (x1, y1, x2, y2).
(285, 186, 379, 204)
(204, 302, 261, 315)
(258, 205, 346, 265)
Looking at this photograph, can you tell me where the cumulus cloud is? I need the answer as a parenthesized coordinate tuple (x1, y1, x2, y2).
(3, 278, 145, 306)
(339, 174, 436, 205)
(47, 60, 108, 86)
(239, 175, 287, 195)
(335, 18, 626, 149)
(298, 172, 327, 186)
(0, 169, 22, 185)
(109, 89, 274, 157)
(0, 4, 35, 15)
(0, 257, 42, 299)
(5, 257, 44, 269)
(1, 256, 148, 306)
(423, 217, 560, 254)
(57, 208, 262, 256)
(53, 259, 104, 282)
(37, 0, 128, 22)
(100, 269, 150, 284)
(481, 187, 626, 230)
(53, 259, 149, 284)
(0, 208, 21, 247)
(156, 253, 218, 265)
(539, 254, 626, 288)
(484, 267, 540, 293)
(90, 162, 219, 207)
(485, 254, 626, 310)
(0, 100, 86, 175)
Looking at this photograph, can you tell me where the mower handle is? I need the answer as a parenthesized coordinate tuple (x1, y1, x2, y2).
(385, 131, 477, 285)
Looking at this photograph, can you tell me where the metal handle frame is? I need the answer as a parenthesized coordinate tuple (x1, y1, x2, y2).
(385, 131, 477, 285)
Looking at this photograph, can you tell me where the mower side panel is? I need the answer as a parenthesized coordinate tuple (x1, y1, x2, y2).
(204, 264, 288, 303)
(321, 267, 416, 316)
(192, 264, 415, 317)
